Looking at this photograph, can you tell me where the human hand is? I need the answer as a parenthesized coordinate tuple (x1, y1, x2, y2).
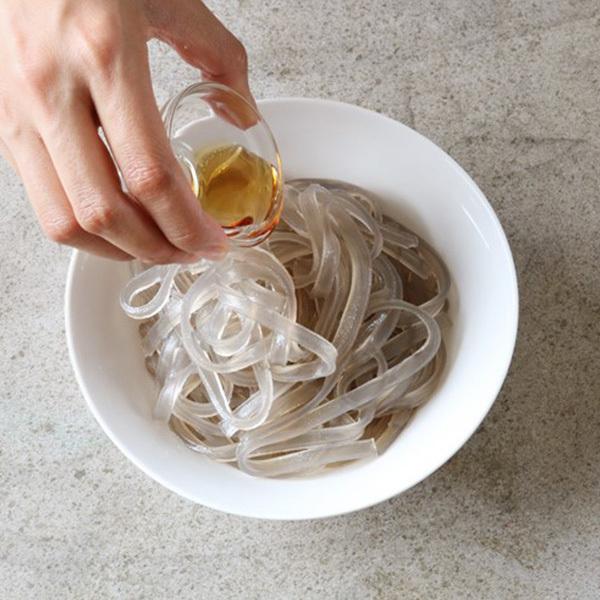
(0, 0, 254, 262)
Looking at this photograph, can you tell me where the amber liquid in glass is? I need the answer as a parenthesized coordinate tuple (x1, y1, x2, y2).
(195, 144, 279, 228)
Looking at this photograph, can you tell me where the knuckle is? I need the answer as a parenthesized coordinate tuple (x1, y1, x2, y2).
(125, 161, 174, 200)
(17, 57, 58, 94)
(9, 25, 59, 93)
(77, 201, 118, 235)
(0, 96, 14, 125)
(42, 213, 81, 245)
(229, 39, 248, 73)
(0, 105, 26, 142)
(75, 9, 122, 70)
(205, 38, 248, 79)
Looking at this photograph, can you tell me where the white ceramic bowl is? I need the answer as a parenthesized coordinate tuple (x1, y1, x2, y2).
(65, 98, 518, 520)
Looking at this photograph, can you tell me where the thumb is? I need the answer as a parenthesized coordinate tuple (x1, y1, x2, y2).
(144, 0, 256, 108)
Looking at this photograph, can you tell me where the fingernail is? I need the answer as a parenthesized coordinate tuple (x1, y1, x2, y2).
(197, 213, 230, 257)
(198, 242, 230, 261)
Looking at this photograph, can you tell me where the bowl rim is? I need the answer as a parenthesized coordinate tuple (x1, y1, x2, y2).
(65, 96, 519, 520)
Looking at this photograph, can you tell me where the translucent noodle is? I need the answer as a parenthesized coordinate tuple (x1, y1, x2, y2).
(120, 180, 451, 477)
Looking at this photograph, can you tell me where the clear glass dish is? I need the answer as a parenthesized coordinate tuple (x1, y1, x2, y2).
(160, 82, 283, 247)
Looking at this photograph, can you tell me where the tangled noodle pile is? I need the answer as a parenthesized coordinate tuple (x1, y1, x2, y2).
(120, 180, 450, 477)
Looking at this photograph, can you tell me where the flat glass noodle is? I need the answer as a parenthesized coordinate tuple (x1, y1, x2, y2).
(120, 180, 450, 477)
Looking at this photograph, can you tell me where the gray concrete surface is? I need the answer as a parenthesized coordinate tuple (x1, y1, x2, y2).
(1, 1, 599, 598)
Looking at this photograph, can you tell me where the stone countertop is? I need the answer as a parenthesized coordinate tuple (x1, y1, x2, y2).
(1, 1, 599, 598)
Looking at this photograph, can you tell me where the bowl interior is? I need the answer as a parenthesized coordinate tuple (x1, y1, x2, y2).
(66, 98, 518, 520)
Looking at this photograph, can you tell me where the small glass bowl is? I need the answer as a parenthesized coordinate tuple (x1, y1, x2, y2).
(160, 82, 283, 247)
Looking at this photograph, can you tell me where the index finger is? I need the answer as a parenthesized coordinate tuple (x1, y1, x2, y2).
(89, 44, 229, 259)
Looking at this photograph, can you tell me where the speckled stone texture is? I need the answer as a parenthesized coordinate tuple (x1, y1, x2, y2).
(1, 1, 599, 598)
